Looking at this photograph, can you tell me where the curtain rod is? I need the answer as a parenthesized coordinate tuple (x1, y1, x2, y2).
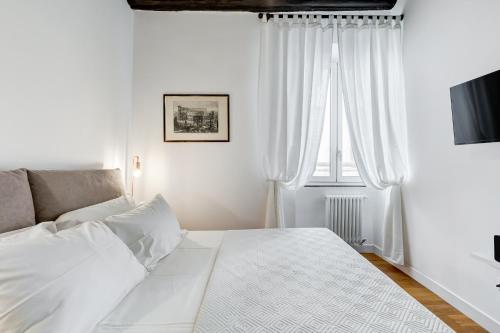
(258, 13, 404, 21)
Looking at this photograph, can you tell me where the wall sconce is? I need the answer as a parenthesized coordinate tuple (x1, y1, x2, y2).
(131, 155, 141, 197)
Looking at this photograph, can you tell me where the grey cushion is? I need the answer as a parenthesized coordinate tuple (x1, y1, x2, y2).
(28, 169, 125, 222)
(0, 169, 37, 233)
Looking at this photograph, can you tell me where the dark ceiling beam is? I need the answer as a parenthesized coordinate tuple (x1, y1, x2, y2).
(127, 0, 398, 12)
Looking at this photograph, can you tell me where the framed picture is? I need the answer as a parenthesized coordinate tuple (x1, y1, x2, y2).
(163, 94, 230, 142)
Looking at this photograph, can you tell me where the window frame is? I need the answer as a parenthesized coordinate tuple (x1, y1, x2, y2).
(309, 62, 364, 187)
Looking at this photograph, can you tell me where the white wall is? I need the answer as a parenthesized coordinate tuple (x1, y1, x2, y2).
(131, 12, 267, 230)
(403, 0, 500, 330)
(0, 0, 133, 171)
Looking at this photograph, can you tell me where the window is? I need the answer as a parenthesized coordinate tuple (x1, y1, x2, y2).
(311, 58, 362, 185)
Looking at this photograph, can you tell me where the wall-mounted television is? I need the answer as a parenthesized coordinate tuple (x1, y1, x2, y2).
(450, 69, 500, 145)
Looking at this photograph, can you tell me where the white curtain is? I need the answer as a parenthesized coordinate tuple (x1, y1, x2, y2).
(258, 16, 334, 228)
(337, 17, 409, 265)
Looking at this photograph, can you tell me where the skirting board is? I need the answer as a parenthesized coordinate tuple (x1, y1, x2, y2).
(368, 245, 500, 333)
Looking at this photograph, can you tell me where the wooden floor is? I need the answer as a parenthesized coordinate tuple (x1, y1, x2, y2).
(363, 254, 488, 333)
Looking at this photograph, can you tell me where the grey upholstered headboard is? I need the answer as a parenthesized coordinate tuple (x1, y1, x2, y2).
(0, 169, 125, 233)
(28, 169, 125, 222)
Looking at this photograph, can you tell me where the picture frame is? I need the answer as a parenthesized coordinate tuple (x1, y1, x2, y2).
(163, 94, 230, 142)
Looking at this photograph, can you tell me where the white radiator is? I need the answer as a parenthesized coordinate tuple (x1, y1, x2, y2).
(325, 195, 366, 245)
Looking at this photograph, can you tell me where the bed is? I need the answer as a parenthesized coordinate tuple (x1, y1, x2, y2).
(0, 169, 455, 333)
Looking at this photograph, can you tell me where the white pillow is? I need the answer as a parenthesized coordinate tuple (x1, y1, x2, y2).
(0, 221, 146, 333)
(102, 194, 183, 270)
(55, 196, 135, 223)
(0, 221, 56, 240)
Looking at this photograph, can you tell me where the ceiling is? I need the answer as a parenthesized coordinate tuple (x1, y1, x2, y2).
(127, 0, 398, 12)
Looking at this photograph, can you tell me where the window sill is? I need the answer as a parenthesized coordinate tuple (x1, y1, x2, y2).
(305, 183, 366, 188)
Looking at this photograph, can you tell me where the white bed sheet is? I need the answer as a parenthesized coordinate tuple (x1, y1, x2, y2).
(94, 230, 224, 333)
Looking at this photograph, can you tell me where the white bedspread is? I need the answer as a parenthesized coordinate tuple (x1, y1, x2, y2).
(194, 228, 455, 333)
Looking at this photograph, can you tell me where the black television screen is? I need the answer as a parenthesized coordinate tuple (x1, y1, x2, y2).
(450, 69, 500, 145)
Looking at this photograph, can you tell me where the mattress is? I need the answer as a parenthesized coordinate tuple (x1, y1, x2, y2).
(194, 228, 455, 333)
(94, 231, 224, 333)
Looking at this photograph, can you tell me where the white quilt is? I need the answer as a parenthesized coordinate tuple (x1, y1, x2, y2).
(194, 228, 455, 333)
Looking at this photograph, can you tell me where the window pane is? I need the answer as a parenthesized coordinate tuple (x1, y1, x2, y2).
(313, 86, 331, 177)
(340, 97, 360, 178)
